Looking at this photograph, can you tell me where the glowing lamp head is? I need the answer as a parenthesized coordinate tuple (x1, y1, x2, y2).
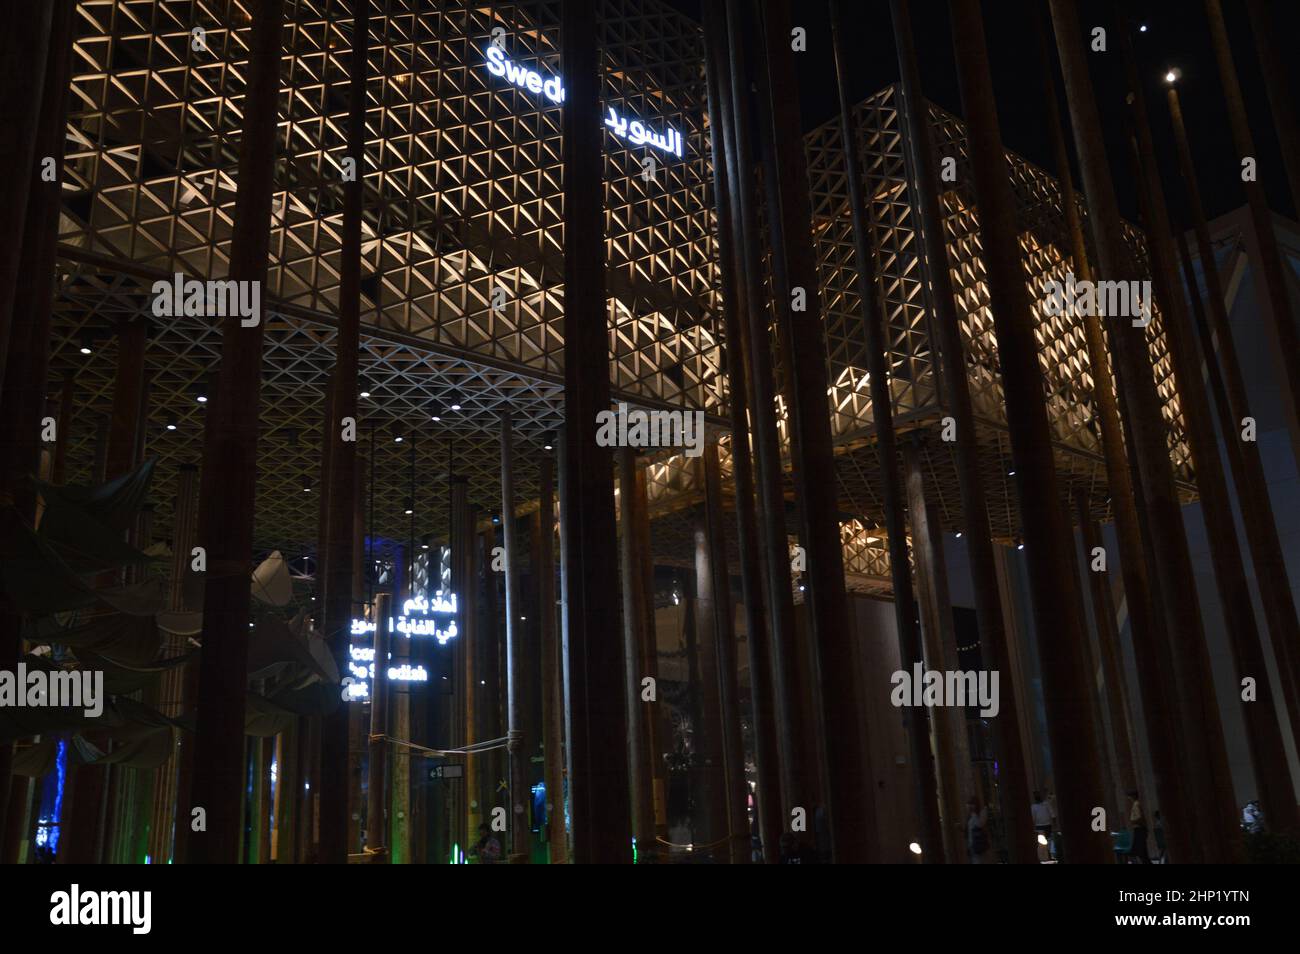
(1164, 69, 1180, 85)
(909, 842, 923, 855)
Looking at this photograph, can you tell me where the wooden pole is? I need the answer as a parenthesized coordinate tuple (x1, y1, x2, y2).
(1031, 3, 1193, 862)
(721, 0, 806, 821)
(952, 0, 1109, 862)
(888, 0, 1032, 863)
(366, 593, 391, 859)
(617, 447, 657, 857)
(902, 439, 973, 862)
(560, 0, 633, 863)
(318, 2, 369, 865)
(701, 0, 783, 861)
(1115, 14, 1263, 855)
(554, 432, 575, 859)
(187, 0, 284, 864)
(1204, 0, 1300, 461)
(0, 0, 54, 399)
(62, 314, 147, 864)
(701, 440, 750, 864)
(1244, 0, 1300, 217)
(1051, 0, 1239, 861)
(500, 415, 529, 863)
(1073, 492, 1139, 811)
(537, 455, 566, 862)
(1167, 81, 1300, 771)
(691, 489, 731, 861)
(1167, 221, 1300, 832)
(752, 0, 878, 862)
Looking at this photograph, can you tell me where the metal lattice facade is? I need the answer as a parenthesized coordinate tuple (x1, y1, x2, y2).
(44, 4, 1194, 596)
(49, 0, 721, 561)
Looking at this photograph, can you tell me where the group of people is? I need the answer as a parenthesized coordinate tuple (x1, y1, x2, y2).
(964, 788, 1169, 863)
(963, 790, 1055, 863)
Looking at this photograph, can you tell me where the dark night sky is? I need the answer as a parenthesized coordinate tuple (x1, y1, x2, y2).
(667, 0, 1300, 227)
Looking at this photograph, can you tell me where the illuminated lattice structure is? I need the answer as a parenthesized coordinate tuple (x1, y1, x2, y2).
(49, 0, 721, 560)
(46, 4, 1193, 593)
(805, 85, 1194, 547)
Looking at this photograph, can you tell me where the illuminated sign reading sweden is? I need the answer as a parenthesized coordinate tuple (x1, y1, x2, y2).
(483, 46, 685, 159)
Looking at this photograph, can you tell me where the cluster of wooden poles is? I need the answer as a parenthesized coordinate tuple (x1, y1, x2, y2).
(3, 0, 1300, 863)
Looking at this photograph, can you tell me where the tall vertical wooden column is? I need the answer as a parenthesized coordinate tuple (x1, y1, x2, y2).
(0, 0, 75, 844)
(1204, 0, 1300, 461)
(389, 548, 411, 864)
(902, 440, 973, 862)
(754, 0, 876, 862)
(537, 455, 566, 862)
(553, 431, 573, 852)
(450, 476, 474, 861)
(1119, 13, 1260, 854)
(840, 0, 947, 866)
(888, 0, 1032, 863)
(187, 0, 284, 864)
(0, 1, 55, 397)
(632, 462, 670, 842)
(1051, 0, 1237, 861)
(702, 440, 750, 863)
(702, 0, 782, 860)
(60, 315, 147, 864)
(480, 522, 505, 836)
(691, 491, 730, 861)
(500, 415, 529, 863)
(721, 0, 806, 822)
(318, 2, 369, 865)
(1072, 492, 1139, 811)
(951, 0, 1108, 862)
(147, 464, 201, 864)
(1165, 221, 1300, 831)
(1031, 4, 1192, 861)
(1244, 0, 1300, 215)
(1167, 82, 1300, 767)
(471, 523, 493, 844)
(1121, 108, 1272, 848)
(560, 0, 632, 864)
(366, 593, 391, 859)
(617, 447, 657, 858)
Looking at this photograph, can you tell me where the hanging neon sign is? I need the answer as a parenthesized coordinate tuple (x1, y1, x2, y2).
(343, 592, 458, 702)
(349, 593, 460, 645)
(482, 46, 685, 159)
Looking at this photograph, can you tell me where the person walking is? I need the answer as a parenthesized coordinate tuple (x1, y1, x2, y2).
(967, 796, 992, 864)
(1127, 790, 1150, 864)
